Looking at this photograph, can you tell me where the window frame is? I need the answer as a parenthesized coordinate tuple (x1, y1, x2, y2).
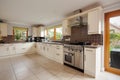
(13, 27, 28, 41)
(46, 24, 62, 41)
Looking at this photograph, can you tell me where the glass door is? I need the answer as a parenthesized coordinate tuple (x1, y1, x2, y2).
(105, 10, 120, 75)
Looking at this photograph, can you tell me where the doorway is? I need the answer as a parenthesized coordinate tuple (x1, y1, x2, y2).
(104, 10, 120, 75)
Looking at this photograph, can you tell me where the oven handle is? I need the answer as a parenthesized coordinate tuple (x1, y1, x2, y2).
(64, 52, 74, 56)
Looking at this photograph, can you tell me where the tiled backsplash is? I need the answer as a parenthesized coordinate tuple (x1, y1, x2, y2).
(2, 35, 14, 43)
(64, 26, 103, 45)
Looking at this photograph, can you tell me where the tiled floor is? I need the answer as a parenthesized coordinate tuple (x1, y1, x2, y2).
(0, 54, 120, 80)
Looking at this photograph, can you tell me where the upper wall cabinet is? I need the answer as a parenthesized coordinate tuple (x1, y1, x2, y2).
(32, 26, 45, 37)
(62, 20, 71, 36)
(32, 27, 38, 37)
(64, 6, 102, 35)
(88, 8, 102, 34)
(0, 23, 8, 37)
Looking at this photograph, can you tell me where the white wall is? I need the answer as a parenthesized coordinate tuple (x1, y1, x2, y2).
(7, 22, 32, 36)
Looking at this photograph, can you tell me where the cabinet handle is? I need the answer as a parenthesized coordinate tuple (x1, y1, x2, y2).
(86, 50, 93, 52)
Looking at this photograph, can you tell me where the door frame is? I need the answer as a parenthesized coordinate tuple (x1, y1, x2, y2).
(104, 9, 120, 75)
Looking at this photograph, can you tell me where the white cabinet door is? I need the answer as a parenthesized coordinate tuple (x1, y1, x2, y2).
(47, 44, 53, 59)
(0, 45, 9, 56)
(40, 27, 45, 37)
(0, 23, 8, 36)
(62, 20, 71, 36)
(84, 47, 101, 77)
(25, 43, 36, 54)
(32, 27, 38, 37)
(88, 9, 102, 34)
(84, 48, 96, 77)
(15, 43, 28, 54)
(32, 27, 45, 37)
(9, 44, 16, 55)
(53, 45, 63, 64)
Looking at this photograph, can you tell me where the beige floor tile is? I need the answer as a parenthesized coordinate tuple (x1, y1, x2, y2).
(17, 76, 39, 80)
(36, 70, 56, 80)
(0, 54, 120, 80)
(56, 70, 75, 80)
(30, 66, 46, 75)
(15, 70, 34, 80)
(0, 70, 16, 80)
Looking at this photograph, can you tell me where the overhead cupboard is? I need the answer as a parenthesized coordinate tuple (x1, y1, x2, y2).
(62, 6, 102, 36)
(0, 23, 8, 37)
(32, 26, 45, 37)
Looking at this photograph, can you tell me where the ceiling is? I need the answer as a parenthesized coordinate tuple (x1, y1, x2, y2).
(0, 0, 120, 26)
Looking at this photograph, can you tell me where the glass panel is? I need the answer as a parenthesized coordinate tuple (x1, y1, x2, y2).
(109, 16, 120, 69)
(13, 27, 28, 41)
(56, 27, 62, 40)
(48, 28, 54, 40)
(65, 55, 72, 63)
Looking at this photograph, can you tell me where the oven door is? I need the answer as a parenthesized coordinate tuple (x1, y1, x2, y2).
(64, 52, 74, 66)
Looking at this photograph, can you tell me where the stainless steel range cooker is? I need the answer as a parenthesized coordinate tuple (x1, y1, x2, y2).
(63, 42, 90, 72)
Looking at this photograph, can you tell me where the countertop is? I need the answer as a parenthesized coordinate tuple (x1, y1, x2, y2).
(37, 42, 63, 45)
(84, 45, 102, 48)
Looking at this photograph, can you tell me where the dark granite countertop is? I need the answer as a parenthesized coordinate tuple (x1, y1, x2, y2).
(37, 42, 63, 45)
(84, 45, 102, 48)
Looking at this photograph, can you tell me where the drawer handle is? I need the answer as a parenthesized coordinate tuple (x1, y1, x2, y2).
(86, 50, 93, 52)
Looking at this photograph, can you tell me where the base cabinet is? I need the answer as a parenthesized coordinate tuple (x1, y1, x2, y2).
(0, 42, 36, 57)
(84, 47, 101, 77)
(9, 44, 16, 55)
(0, 45, 9, 56)
(36, 43, 63, 64)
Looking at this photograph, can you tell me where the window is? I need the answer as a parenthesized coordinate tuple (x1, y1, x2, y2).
(46, 24, 62, 41)
(13, 27, 28, 41)
(56, 27, 62, 40)
(48, 28, 54, 40)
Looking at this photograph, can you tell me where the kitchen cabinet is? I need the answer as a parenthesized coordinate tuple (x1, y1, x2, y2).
(0, 42, 35, 57)
(54, 45, 63, 64)
(88, 8, 102, 34)
(9, 44, 16, 55)
(0, 45, 9, 56)
(32, 26, 45, 37)
(15, 42, 36, 55)
(84, 47, 101, 77)
(62, 20, 71, 36)
(40, 27, 45, 37)
(32, 27, 38, 37)
(36, 43, 63, 64)
(0, 23, 8, 37)
(26, 42, 36, 54)
(15, 43, 28, 54)
(37, 43, 45, 56)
